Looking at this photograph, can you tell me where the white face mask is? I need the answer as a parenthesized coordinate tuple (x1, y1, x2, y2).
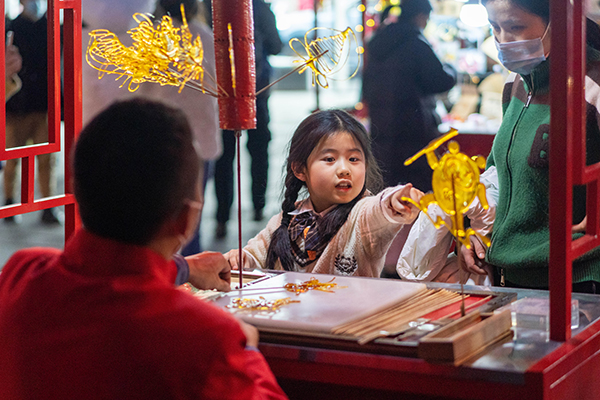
(178, 198, 203, 251)
(494, 23, 550, 76)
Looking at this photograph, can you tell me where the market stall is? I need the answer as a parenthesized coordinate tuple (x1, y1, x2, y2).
(2, 1, 599, 399)
(213, 273, 600, 399)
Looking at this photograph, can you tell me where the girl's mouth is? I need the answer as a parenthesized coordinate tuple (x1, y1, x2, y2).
(336, 182, 352, 190)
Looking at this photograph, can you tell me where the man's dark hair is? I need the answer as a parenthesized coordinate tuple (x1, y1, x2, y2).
(73, 98, 200, 245)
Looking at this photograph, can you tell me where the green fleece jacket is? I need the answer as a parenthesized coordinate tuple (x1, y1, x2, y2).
(486, 48, 600, 287)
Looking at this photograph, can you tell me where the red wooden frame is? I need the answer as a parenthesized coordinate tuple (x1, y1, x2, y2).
(0, 0, 81, 239)
(548, 0, 599, 341)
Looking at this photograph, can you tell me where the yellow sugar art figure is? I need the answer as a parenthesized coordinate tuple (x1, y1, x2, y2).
(86, 5, 361, 95)
(402, 128, 491, 249)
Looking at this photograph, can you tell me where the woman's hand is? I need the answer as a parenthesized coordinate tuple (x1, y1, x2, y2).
(459, 236, 489, 275)
(389, 184, 424, 221)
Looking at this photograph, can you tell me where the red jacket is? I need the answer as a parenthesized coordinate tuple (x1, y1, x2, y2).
(0, 229, 287, 400)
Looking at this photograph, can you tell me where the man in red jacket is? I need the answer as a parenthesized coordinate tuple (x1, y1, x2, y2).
(0, 99, 287, 400)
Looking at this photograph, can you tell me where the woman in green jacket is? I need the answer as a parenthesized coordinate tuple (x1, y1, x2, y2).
(462, 0, 600, 293)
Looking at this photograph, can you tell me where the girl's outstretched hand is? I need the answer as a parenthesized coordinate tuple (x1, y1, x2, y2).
(224, 249, 249, 271)
(390, 184, 423, 222)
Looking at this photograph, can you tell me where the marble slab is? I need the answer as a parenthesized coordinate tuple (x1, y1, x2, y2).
(215, 272, 427, 333)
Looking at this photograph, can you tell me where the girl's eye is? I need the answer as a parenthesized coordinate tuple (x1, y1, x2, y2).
(323, 156, 335, 162)
(349, 156, 361, 162)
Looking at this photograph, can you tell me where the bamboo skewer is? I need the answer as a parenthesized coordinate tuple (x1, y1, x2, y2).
(351, 293, 461, 335)
(254, 50, 329, 97)
(350, 294, 464, 340)
(332, 289, 464, 341)
(335, 289, 456, 332)
(331, 290, 432, 333)
(442, 295, 492, 319)
(332, 290, 435, 333)
(230, 286, 288, 292)
(450, 172, 466, 317)
(338, 292, 452, 335)
(338, 292, 494, 345)
(356, 295, 465, 345)
(236, 130, 243, 289)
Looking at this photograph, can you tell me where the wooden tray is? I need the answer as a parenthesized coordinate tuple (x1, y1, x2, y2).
(418, 308, 513, 365)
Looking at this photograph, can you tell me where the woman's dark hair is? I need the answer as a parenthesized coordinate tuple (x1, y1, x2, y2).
(480, 0, 548, 22)
(265, 109, 383, 271)
(481, 0, 600, 49)
(74, 98, 200, 245)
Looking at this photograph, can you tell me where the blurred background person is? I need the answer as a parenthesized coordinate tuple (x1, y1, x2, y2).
(362, 0, 456, 192)
(143, 0, 220, 255)
(209, 0, 282, 238)
(0, 31, 21, 173)
(81, 0, 155, 124)
(5, 31, 22, 101)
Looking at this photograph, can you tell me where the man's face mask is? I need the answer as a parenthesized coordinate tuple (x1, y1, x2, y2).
(494, 23, 550, 76)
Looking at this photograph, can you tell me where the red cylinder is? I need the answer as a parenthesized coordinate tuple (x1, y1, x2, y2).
(212, 0, 257, 130)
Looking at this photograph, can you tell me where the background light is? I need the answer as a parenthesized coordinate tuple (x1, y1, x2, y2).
(459, 3, 489, 27)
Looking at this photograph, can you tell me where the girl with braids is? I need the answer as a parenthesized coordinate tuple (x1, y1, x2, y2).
(225, 109, 423, 277)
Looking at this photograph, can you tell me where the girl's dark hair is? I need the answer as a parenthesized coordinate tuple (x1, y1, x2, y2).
(481, 0, 600, 50)
(265, 109, 383, 271)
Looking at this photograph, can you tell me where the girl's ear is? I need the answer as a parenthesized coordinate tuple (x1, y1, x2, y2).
(292, 162, 307, 182)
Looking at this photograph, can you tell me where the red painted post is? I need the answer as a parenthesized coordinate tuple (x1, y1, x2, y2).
(549, 0, 600, 341)
(0, 2, 4, 135)
(61, 1, 83, 238)
(549, 0, 579, 341)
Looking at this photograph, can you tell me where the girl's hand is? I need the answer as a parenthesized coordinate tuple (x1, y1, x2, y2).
(224, 249, 249, 271)
(390, 184, 423, 221)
